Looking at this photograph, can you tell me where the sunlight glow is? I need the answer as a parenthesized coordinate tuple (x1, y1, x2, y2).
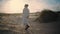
(1, 0, 46, 13)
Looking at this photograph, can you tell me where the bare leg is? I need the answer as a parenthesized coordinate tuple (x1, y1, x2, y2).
(25, 24, 29, 30)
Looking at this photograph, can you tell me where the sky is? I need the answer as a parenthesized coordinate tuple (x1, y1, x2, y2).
(0, 0, 60, 13)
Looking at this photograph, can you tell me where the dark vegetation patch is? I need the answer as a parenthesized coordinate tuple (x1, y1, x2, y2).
(35, 9, 59, 23)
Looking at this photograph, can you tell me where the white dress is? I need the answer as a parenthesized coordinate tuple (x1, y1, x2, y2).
(22, 7, 29, 25)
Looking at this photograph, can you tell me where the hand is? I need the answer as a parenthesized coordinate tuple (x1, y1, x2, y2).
(26, 16, 29, 18)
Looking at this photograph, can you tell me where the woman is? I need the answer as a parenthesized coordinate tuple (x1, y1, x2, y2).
(22, 4, 30, 30)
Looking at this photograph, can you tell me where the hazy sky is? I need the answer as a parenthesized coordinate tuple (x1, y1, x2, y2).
(0, 0, 60, 13)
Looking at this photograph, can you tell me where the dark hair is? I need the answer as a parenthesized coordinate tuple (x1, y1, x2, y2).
(25, 4, 29, 7)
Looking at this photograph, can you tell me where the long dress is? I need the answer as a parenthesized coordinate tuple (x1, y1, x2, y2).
(22, 7, 29, 26)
